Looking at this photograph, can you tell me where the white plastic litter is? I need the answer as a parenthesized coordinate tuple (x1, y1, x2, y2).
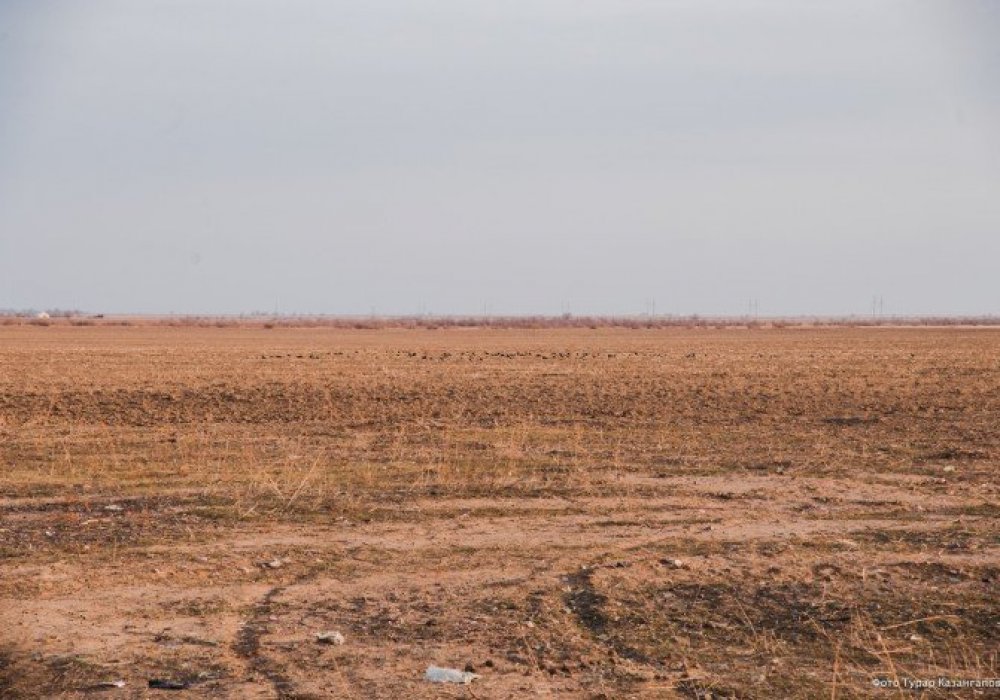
(424, 666, 479, 684)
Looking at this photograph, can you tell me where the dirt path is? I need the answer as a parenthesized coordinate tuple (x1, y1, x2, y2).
(2, 473, 995, 698)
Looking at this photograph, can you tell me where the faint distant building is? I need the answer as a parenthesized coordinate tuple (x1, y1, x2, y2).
(36, 312, 50, 319)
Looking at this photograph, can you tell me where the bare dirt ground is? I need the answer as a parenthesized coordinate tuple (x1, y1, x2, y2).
(0, 326, 997, 699)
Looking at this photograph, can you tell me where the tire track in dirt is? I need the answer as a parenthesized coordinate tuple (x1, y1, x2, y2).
(564, 564, 657, 666)
(234, 585, 304, 700)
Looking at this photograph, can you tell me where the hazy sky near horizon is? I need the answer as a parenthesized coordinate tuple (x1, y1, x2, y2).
(1, 1, 998, 316)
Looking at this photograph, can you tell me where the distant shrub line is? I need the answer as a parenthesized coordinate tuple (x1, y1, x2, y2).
(2, 313, 998, 329)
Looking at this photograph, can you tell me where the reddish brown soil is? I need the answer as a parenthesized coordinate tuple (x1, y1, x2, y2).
(0, 326, 997, 698)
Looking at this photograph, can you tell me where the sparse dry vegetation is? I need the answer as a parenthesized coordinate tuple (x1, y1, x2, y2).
(0, 325, 997, 698)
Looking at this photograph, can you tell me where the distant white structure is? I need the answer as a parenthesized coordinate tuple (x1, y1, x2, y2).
(36, 312, 50, 319)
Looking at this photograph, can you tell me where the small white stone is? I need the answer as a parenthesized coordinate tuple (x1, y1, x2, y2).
(315, 630, 345, 645)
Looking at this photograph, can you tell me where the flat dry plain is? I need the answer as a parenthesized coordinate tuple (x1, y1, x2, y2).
(0, 325, 997, 699)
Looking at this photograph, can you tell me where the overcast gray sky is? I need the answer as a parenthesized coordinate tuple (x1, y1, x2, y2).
(1, 0, 997, 316)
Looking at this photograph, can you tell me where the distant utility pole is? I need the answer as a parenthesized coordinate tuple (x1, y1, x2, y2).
(872, 296, 884, 319)
(643, 297, 656, 317)
(747, 297, 759, 320)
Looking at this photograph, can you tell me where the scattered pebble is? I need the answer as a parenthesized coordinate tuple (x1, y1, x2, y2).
(85, 680, 126, 690)
(315, 630, 345, 645)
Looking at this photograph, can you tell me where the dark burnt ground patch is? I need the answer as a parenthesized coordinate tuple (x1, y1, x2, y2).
(0, 494, 233, 560)
(0, 648, 133, 700)
(850, 525, 999, 553)
(561, 553, 999, 699)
